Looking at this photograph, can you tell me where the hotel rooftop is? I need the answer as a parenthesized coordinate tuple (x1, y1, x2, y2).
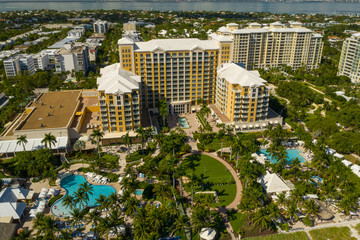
(218, 63, 266, 87)
(118, 38, 219, 52)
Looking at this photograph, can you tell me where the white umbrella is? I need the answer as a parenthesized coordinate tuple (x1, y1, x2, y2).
(41, 188, 48, 193)
(48, 188, 56, 195)
(38, 192, 46, 198)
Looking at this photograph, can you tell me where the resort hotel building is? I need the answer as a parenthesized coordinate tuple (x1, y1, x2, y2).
(338, 32, 360, 83)
(209, 21, 324, 70)
(95, 37, 283, 134)
(117, 38, 225, 114)
(97, 63, 141, 133)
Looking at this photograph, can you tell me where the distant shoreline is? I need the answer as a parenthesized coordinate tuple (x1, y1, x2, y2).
(0, 0, 359, 2)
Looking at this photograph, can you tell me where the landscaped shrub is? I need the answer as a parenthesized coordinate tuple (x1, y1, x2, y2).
(302, 217, 313, 227)
(279, 223, 290, 231)
(48, 194, 63, 207)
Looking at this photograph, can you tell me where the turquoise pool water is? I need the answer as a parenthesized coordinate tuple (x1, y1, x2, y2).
(178, 117, 190, 128)
(257, 148, 306, 164)
(51, 175, 115, 217)
(134, 189, 143, 195)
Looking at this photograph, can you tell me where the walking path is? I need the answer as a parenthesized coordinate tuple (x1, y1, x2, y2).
(180, 151, 243, 240)
(202, 152, 243, 210)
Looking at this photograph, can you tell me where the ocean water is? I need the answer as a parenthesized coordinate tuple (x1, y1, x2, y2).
(0, 1, 360, 15)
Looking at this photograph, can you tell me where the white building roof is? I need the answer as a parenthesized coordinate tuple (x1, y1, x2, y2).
(97, 63, 140, 95)
(0, 136, 68, 154)
(118, 38, 219, 52)
(0, 202, 26, 220)
(342, 160, 353, 167)
(200, 228, 217, 240)
(258, 172, 291, 194)
(208, 33, 233, 42)
(218, 63, 267, 87)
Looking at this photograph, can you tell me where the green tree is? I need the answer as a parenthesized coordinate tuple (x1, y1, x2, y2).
(16, 135, 27, 152)
(33, 214, 59, 239)
(122, 132, 132, 156)
(136, 125, 146, 154)
(90, 129, 104, 158)
(41, 133, 57, 149)
(158, 99, 168, 126)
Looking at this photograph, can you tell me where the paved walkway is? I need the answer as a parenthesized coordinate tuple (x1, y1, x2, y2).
(202, 152, 243, 210)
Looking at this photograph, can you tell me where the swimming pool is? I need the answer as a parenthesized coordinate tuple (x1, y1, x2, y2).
(257, 148, 306, 164)
(51, 175, 115, 217)
(134, 189, 143, 196)
(178, 117, 190, 128)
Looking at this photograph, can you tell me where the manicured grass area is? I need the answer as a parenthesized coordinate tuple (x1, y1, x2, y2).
(48, 194, 63, 207)
(182, 154, 236, 207)
(344, 154, 360, 165)
(309, 227, 356, 240)
(204, 138, 232, 152)
(228, 210, 247, 233)
(246, 232, 309, 240)
(126, 148, 153, 162)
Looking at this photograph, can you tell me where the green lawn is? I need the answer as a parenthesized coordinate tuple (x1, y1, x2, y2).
(309, 227, 356, 240)
(344, 154, 360, 165)
(228, 210, 247, 233)
(181, 154, 237, 207)
(204, 138, 232, 152)
(246, 232, 309, 240)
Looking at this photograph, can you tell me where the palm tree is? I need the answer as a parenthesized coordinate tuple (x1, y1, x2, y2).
(303, 199, 320, 220)
(191, 206, 211, 234)
(122, 132, 132, 156)
(136, 125, 146, 154)
(86, 208, 101, 236)
(275, 192, 287, 207)
(72, 182, 93, 210)
(41, 133, 57, 149)
(251, 208, 271, 233)
(17, 135, 27, 151)
(33, 213, 59, 239)
(148, 206, 164, 232)
(171, 214, 189, 237)
(73, 140, 85, 154)
(124, 197, 140, 218)
(154, 183, 171, 203)
(62, 195, 76, 211)
(68, 208, 83, 227)
(286, 202, 299, 224)
(90, 129, 104, 158)
(158, 99, 168, 125)
(216, 123, 226, 156)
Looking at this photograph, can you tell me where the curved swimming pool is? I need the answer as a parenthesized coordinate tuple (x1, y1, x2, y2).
(51, 175, 115, 217)
(258, 148, 306, 164)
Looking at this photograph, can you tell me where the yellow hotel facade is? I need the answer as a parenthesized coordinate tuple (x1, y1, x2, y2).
(117, 38, 231, 114)
(97, 37, 279, 133)
(215, 63, 269, 124)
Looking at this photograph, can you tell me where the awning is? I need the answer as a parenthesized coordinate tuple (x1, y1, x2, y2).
(0, 137, 68, 154)
(255, 124, 260, 128)
(242, 125, 247, 129)
(249, 125, 253, 128)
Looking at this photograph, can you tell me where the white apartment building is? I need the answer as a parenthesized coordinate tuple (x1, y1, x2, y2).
(32, 52, 49, 71)
(93, 20, 108, 34)
(54, 43, 89, 74)
(3, 54, 35, 77)
(209, 21, 324, 70)
(338, 33, 360, 83)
